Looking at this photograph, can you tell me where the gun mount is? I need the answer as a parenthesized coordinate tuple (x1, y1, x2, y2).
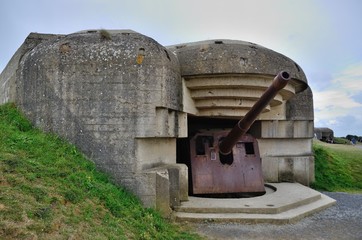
(190, 71, 291, 196)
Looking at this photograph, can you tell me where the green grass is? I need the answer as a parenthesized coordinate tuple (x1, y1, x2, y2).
(0, 103, 200, 240)
(333, 137, 351, 145)
(312, 139, 362, 193)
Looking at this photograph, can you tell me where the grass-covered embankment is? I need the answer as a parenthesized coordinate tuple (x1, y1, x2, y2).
(312, 139, 362, 193)
(0, 103, 200, 239)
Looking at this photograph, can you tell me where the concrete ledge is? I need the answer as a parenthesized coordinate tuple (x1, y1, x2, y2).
(173, 183, 336, 224)
(137, 163, 189, 216)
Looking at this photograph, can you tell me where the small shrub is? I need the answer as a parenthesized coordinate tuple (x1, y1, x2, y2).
(64, 189, 83, 204)
(34, 206, 51, 220)
(100, 29, 112, 40)
(333, 137, 350, 144)
(0, 103, 32, 131)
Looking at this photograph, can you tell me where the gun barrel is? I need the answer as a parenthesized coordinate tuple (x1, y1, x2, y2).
(219, 71, 291, 155)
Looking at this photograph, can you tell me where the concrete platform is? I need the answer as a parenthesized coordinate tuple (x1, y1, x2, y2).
(173, 183, 336, 224)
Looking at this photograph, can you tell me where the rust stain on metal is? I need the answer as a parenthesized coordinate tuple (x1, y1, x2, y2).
(190, 131, 265, 195)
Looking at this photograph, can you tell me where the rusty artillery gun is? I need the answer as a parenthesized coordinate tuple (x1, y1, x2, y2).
(189, 71, 291, 196)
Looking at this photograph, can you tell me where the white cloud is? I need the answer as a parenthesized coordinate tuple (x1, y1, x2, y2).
(313, 61, 362, 135)
(327, 119, 338, 125)
(332, 62, 362, 93)
(314, 61, 362, 109)
(313, 89, 362, 110)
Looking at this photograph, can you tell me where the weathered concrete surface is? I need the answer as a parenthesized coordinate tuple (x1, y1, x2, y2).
(168, 40, 307, 90)
(287, 87, 314, 120)
(168, 39, 308, 119)
(1, 30, 188, 214)
(174, 183, 336, 223)
(0, 33, 60, 104)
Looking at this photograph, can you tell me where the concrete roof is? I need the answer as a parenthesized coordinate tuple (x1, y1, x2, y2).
(168, 39, 308, 93)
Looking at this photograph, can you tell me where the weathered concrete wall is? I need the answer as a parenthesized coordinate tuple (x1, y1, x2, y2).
(168, 39, 307, 88)
(287, 87, 314, 120)
(7, 30, 188, 214)
(168, 39, 308, 118)
(260, 86, 315, 185)
(256, 87, 315, 185)
(0, 33, 59, 104)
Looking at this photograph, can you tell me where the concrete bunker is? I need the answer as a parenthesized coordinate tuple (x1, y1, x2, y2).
(314, 127, 334, 143)
(0, 30, 314, 215)
(171, 40, 314, 198)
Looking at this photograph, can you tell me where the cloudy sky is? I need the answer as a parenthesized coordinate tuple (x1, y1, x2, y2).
(1, 0, 361, 137)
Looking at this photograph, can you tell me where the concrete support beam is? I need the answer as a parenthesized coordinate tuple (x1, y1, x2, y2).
(136, 163, 189, 216)
(260, 120, 314, 138)
(262, 156, 315, 186)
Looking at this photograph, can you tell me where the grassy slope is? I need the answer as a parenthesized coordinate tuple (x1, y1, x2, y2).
(312, 139, 362, 193)
(0, 103, 200, 240)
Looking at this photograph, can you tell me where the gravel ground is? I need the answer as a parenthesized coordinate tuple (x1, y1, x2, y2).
(193, 192, 362, 240)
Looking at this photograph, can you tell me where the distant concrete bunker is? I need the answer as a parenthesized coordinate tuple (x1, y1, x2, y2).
(0, 30, 314, 214)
